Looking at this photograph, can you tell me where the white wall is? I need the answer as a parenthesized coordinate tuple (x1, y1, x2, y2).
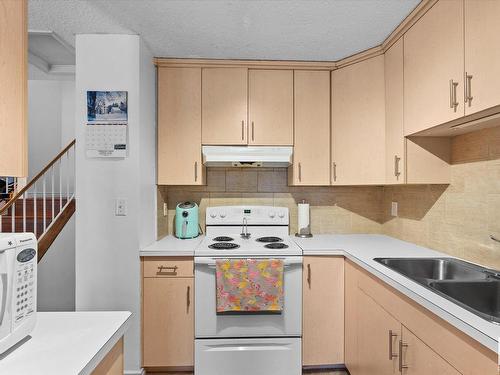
(75, 34, 156, 374)
(37, 215, 76, 311)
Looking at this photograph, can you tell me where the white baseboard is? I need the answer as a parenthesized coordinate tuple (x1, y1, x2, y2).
(124, 369, 145, 375)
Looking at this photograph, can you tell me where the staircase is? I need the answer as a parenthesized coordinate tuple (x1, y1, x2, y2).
(0, 140, 76, 261)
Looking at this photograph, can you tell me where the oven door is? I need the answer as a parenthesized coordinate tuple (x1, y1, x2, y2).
(194, 256, 302, 338)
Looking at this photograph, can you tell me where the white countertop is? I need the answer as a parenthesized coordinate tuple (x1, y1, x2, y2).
(140, 235, 204, 256)
(294, 234, 500, 354)
(0, 311, 131, 375)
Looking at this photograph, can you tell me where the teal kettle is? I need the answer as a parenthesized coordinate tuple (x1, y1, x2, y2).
(175, 202, 199, 239)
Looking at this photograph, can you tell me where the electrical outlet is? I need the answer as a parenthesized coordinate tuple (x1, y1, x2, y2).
(115, 198, 127, 216)
(163, 203, 168, 217)
(391, 201, 398, 217)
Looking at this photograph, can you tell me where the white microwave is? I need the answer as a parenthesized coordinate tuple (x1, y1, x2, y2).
(0, 233, 37, 354)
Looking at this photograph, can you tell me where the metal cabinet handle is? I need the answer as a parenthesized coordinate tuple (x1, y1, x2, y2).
(251, 121, 255, 141)
(157, 265, 178, 275)
(389, 330, 398, 360)
(187, 285, 191, 312)
(394, 155, 401, 178)
(465, 72, 473, 106)
(298, 162, 302, 182)
(194, 161, 198, 182)
(241, 120, 245, 140)
(307, 264, 311, 287)
(449, 79, 459, 112)
(399, 340, 408, 371)
(332, 162, 337, 182)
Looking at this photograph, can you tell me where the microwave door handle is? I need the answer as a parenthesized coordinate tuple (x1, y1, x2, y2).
(0, 273, 7, 326)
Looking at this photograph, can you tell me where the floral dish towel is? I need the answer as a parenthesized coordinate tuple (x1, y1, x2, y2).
(216, 259, 284, 313)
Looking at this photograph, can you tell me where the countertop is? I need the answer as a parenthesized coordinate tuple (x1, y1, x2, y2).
(140, 235, 204, 256)
(0, 311, 131, 375)
(295, 234, 500, 354)
(138, 233, 499, 353)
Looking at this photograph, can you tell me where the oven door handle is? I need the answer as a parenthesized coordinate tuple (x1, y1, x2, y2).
(194, 257, 303, 268)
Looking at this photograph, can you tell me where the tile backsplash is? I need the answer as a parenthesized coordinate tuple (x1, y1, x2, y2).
(158, 168, 384, 238)
(157, 126, 500, 270)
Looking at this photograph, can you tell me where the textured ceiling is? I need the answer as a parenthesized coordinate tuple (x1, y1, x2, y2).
(29, 0, 420, 61)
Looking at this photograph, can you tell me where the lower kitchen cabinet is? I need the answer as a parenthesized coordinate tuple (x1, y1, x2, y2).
(302, 256, 344, 366)
(345, 260, 498, 375)
(142, 257, 194, 369)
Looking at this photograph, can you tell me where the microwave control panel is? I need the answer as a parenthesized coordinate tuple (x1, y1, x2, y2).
(14, 248, 36, 326)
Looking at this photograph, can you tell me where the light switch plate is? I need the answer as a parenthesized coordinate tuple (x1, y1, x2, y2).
(163, 203, 168, 217)
(115, 198, 127, 216)
(391, 201, 398, 217)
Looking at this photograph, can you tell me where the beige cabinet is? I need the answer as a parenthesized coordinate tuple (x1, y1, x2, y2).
(357, 289, 400, 375)
(385, 38, 405, 184)
(202, 68, 248, 145)
(157, 67, 205, 185)
(404, 0, 464, 135)
(0, 0, 27, 177)
(290, 70, 330, 185)
(142, 257, 194, 369)
(331, 55, 386, 185)
(401, 326, 461, 375)
(464, 0, 500, 116)
(248, 70, 293, 145)
(302, 256, 344, 366)
(385, 38, 451, 184)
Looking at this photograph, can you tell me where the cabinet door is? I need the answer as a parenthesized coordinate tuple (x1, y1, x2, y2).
(464, 0, 500, 115)
(143, 277, 194, 367)
(385, 38, 405, 184)
(0, 0, 27, 177)
(404, 0, 464, 135)
(202, 68, 248, 145)
(248, 70, 293, 145)
(303, 256, 344, 366)
(331, 55, 386, 185)
(344, 261, 359, 373)
(291, 70, 330, 185)
(401, 326, 461, 375)
(357, 289, 401, 375)
(157, 67, 204, 185)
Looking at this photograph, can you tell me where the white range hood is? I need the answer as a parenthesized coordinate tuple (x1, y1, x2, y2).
(202, 146, 293, 167)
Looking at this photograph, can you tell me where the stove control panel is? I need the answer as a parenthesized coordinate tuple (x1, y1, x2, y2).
(206, 206, 289, 226)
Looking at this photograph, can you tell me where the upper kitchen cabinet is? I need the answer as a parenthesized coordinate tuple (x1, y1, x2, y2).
(331, 55, 386, 185)
(248, 70, 294, 146)
(404, 0, 464, 136)
(464, 0, 500, 116)
(0, 0, 27, 177)
(290, 70, 330, 186)
(202, 68, 248, 145)
(157, 67, 205, 185)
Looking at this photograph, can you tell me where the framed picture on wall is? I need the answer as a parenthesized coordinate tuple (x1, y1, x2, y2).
(87, 91, 128, 123)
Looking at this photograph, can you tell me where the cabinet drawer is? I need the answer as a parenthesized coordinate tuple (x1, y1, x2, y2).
(143, 257, 194, 278)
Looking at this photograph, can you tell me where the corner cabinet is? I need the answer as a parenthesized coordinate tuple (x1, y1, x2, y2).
(302, 256, 344, 367)
(0, 0, 27, 177)
(331, 55, 386, 185)
(142, 257, 194, 370)
(157, 67, 205, 185)
(289, 70, 331, 186)
(345, 260, 498, 375)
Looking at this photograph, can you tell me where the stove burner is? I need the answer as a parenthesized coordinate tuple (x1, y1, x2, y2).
(213, 236, 234, 242)
(256, 236, 283, 243)
(208, 242, 240, 250)
(264, 243, 289, 249)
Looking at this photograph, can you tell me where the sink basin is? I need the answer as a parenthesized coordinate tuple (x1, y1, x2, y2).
(374, 258, 488, 282)
(374, 257, 499, 323)
(430, 280, 500, 323)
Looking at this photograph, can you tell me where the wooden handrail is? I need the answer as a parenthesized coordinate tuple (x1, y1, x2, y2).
(0, 139, 75, 215)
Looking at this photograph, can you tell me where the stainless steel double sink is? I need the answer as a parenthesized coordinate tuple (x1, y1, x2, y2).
(374, 257, 500, 324)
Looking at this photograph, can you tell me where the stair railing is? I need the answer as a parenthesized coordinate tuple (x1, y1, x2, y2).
(0, 139, 76, 239)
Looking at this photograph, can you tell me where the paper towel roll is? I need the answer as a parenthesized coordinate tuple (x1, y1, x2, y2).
(297, 202, 310, 235)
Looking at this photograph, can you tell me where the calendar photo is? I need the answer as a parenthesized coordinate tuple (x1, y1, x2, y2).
(87, 91, 128, 123)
